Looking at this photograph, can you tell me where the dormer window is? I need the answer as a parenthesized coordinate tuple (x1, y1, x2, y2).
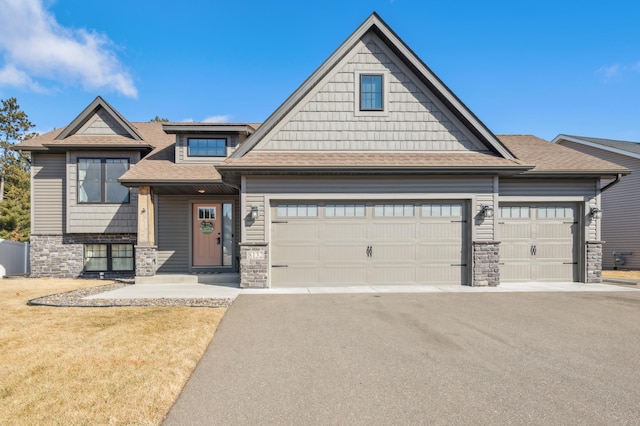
(360, 74, 383, 111)
(188, 138, 227, 157)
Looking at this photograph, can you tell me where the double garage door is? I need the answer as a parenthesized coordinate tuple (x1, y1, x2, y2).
(270, 201, 468, 287)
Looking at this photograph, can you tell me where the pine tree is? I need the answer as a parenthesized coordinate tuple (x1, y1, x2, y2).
(0, 97, 34, 241)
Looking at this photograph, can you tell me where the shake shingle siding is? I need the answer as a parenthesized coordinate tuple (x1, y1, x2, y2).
(260, 37, 484, 152)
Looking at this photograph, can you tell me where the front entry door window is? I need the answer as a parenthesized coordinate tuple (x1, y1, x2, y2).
(193, 203, 222, 267)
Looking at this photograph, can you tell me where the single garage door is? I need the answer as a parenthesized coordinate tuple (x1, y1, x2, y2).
(499, 204, 578, 282)
(270, 201, 468, 287)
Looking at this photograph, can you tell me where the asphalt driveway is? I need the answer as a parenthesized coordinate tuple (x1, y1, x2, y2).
(164, 291, 640, 425)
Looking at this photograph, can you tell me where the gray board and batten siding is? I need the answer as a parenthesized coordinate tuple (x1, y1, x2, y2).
(558, 141, 640, 269)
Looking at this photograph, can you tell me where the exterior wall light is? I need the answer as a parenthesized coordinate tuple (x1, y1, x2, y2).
(480, 205, 494, 219)
(250, 205, 259, 220)
(590, 207, 602, 220)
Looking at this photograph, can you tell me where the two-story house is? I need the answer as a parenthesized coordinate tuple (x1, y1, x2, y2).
(16, 13, 627, 288)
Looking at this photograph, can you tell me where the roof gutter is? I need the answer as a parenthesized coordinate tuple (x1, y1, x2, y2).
(600, 173, 622, 193)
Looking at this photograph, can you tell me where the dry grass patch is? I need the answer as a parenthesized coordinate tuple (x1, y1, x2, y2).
(0, 278, 225, 425)
(602, 270, 640, 280)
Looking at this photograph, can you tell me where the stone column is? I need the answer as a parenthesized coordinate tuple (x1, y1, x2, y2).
(135, 186, 156, 277)
(239, 242, 269, 288)
(472, 241, 500, 286)
(586, 241, 603, 283)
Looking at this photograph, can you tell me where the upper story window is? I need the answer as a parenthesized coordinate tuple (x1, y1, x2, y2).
(188, 138, 227, 157)
(78, 158, 130, 204)
(360, 74, 383, 111)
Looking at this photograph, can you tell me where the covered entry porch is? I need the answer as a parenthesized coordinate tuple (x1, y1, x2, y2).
(133, 183, 241, 281)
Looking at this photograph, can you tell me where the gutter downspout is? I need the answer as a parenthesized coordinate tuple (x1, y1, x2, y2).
(600, 173, 622, 193)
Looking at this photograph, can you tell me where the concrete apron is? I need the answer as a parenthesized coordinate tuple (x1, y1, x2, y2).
(84, 281, 638, 301)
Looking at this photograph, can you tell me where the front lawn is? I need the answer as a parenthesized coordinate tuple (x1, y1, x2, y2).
(0, 278, 225, 425)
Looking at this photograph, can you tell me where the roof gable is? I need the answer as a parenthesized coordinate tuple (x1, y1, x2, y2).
(553, 134, 640, 160)
(55, 96, 142, 141)
(231, 12, 514, 160)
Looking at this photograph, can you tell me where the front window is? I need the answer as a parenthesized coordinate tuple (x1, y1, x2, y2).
(360, 74, 383, 111)
(188, 138, 227, 157)
(84, 243, 134, 272)
(78, 158, 130, 203)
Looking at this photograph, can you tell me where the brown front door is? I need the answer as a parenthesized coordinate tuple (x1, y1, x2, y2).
(193, 204, 222, 267)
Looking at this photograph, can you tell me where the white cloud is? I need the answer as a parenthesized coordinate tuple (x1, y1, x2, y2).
(597, 64, 621, 79)
(203, 114, 232, 123)
(179, 118, 194, 122)
(597, 61, 640, 80)
(0, 0, 137, 97)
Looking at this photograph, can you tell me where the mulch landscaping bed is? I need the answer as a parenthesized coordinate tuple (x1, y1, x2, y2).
(28, 282, 234, 308)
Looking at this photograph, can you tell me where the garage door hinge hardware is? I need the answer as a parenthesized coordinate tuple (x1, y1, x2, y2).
(530, 245, 537, 255)
(366, 246, 373, 257)
(271, 265, 289, 268)
(272, 220, 288, 224)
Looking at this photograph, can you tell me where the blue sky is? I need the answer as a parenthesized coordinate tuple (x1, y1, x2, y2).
(1, 0, 639, 141)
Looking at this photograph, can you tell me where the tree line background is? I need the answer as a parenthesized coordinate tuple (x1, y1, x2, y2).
(0, 97, 34, 242)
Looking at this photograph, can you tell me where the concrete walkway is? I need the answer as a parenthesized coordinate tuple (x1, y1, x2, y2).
(84, 281, 638, 301)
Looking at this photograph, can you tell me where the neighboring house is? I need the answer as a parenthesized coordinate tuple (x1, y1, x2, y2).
(553, 135, 638, 270)
(15, 13, 627, 287)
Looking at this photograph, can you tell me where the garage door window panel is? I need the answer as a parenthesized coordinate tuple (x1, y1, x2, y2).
(277, 204, 318, 217)
(421, 203, 463, 217)
(326, 204, 366, 217)
(374, 204, 414, 217)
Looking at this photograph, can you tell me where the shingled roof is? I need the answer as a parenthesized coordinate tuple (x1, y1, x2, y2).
(498, 135, 629, 175)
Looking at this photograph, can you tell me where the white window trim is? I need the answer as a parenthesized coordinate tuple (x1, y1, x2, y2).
(354, 70, 390, 117)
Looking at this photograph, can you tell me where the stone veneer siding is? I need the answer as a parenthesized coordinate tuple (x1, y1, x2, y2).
(472, 241, 500, 286)
(240, 242, 269, 288)
(30, 233, 137, 279)
(586, 241, 603, 283)
(135, 245, 157, 277)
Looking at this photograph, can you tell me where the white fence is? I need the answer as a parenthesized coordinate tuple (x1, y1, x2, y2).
(0, 239, 30, 278)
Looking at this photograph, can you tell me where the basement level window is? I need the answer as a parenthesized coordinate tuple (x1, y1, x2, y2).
(188, 138, 227, 157)
(84, 244, 133, 272)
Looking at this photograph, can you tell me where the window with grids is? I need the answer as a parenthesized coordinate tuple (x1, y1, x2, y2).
(188, 138, 227, 156)
(538, 206, 573, 219)
(499, 206, 530, 219)
(421, 203, 462, 217)
(78, 158, 130, 203)
(84, 244, 134, 272)
(374, 204, 414, 217)
(276, 204, 318, 217)
(325, 204, 366, 217)
(360, 74, 383, 111)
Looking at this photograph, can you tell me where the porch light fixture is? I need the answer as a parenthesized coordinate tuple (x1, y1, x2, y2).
(250, 205, 259, 220)
(589, 207, 602, 220)
(479, 205, 494, 219)
(197, 189, 205, 194)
